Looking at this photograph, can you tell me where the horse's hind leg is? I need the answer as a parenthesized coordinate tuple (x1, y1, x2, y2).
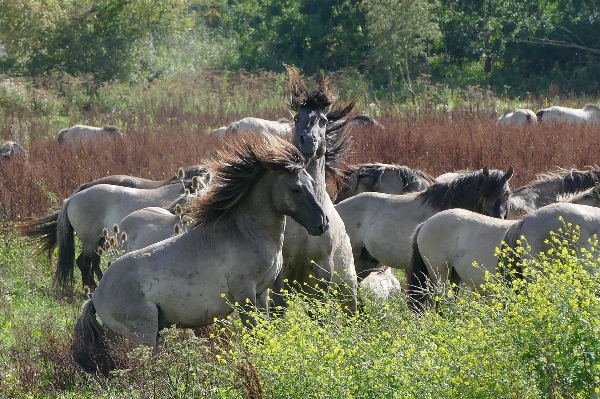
(91, 252, 103, 282)
(76, 253, 97, 291)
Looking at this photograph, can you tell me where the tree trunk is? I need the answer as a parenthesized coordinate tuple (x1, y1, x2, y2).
(401, 57, 417, 106)
(387, 68, 395, 102)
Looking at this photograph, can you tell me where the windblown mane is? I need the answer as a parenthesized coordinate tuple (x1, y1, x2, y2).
(191, 134, 305, 227)
(417, 169, 510, 211)
(284, 64, 356, 195)
(533, 167, 600, 194)
(102, 125, 121, 133)
(348, 163, 436, 191)
(583, 104, 600, 113)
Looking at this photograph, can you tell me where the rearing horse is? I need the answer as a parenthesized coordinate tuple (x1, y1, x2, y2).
(266, 65, 358, 314)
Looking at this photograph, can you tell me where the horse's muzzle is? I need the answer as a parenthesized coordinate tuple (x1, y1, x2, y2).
(318, 215, 330, 235)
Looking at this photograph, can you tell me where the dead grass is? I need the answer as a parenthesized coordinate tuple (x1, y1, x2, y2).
(2, 107, 599, 222)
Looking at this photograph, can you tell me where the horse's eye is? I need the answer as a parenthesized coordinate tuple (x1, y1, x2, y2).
(291, 187, 301, 194)
(319, 119, 327, 128)
(293, 115, 299, 123)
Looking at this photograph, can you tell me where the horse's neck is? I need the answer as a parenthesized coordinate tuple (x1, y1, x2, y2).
(305, 156, 330, 203)
(230, 176, 287, 244)
(537, 179, 567, 205)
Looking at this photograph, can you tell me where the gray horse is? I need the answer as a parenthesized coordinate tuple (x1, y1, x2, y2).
(335, 163, 436, 203)
(509, 167, 600, 218)
(0, 140, 27, 160)
(57, 124, 123, 146)
(72, 165, 211, 195)
(265, 65, 358, 314)
(20, 183, 189, 292)
(336, 166, 514, 279)
(407, 202, 600, 310)
(72, 133, 328, 376)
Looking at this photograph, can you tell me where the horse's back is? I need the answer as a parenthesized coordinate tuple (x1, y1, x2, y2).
(336, 191, 424, 269)
(536, 106, 590, 124)
(417, 209, 514, 288)
(119, 207, 178, 253)
(61, 124, 122, 145)
(517, 202, 600, 254)
(233, 117, 293, 136)
(497, 109, 537, 126)
(67, 183, 182, 244)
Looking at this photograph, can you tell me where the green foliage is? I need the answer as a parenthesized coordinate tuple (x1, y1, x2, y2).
(4, 212, 600, 396)
(0, 0, 193, 82)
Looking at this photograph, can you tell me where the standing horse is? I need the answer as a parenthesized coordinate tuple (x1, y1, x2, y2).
(334, 163, 436, 203)
(57, 124, 123, 146)
(536, 104, 600, 124)
(20, 183, 189, 292)
(496, 109, 538, 126)
(267, 65, 358, 314)
(72, 133, 328, 376)
(335, 166, 514, 279)
(509, 167, 600, 218)
(406, 203, 600, 310)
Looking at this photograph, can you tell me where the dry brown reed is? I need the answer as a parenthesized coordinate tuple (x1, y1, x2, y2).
(2, 104, 599, 223)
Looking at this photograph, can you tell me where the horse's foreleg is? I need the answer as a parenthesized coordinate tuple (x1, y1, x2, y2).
(234, 287, 259, 328)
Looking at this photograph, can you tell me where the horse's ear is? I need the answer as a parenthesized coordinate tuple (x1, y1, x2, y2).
(482, 166, 489, 178)
(505, 165, 514, 180)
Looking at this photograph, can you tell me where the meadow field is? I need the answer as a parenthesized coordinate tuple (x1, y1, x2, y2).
(1, 70, 600, 398)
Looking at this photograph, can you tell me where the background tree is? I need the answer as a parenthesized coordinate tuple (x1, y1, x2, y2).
(223, 0, 369, 74)
(0, 0, 192, 82)
(365, 0, 441, 104)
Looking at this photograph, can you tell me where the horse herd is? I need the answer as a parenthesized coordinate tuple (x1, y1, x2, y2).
(497, 104, 600, 125)
(15, 66, 600, 376)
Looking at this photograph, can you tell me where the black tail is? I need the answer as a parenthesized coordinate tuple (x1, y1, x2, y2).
(405, 223, 431, 311)
(72, 299, 115, 376)
(18, 211, 60, 261)
(535, 110, 544, 121)
(55, 198, 76, 293)
(498, 219, 525, 282)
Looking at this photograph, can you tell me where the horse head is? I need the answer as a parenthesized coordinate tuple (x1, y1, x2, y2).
(480, 165, 514, 219)
(287, 64, 333, 160)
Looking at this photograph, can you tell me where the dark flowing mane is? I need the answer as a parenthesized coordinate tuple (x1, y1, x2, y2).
(348, 163, 436, 191)
(532, 167, 600, 193)
(191, 134, 305, 227)
(417, 168, 510, 211)
(284, 64, 356, 195)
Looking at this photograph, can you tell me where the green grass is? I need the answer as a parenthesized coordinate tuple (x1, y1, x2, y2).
(2, 224, 600, 398)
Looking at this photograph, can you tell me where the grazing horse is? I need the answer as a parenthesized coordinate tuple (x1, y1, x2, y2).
(536, 104, 600, 124)
(334, 163, 436, 203)
(0, 141, 27, 159)
(20, 184, 189, 292)
(508, 167, 600, 218)
(267, 65, 358, 314)
(57, 124, 123, 146)
(226, 117, 294, 136)
(210, 117, 294, 137)
(496, 109, 538, 126)
(71, 133, 328, 376)
(346, 114, 385, 130)
(406, 203, 600, 310)
(72, 165, 211, 195)
(335, 166, 514, 279)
